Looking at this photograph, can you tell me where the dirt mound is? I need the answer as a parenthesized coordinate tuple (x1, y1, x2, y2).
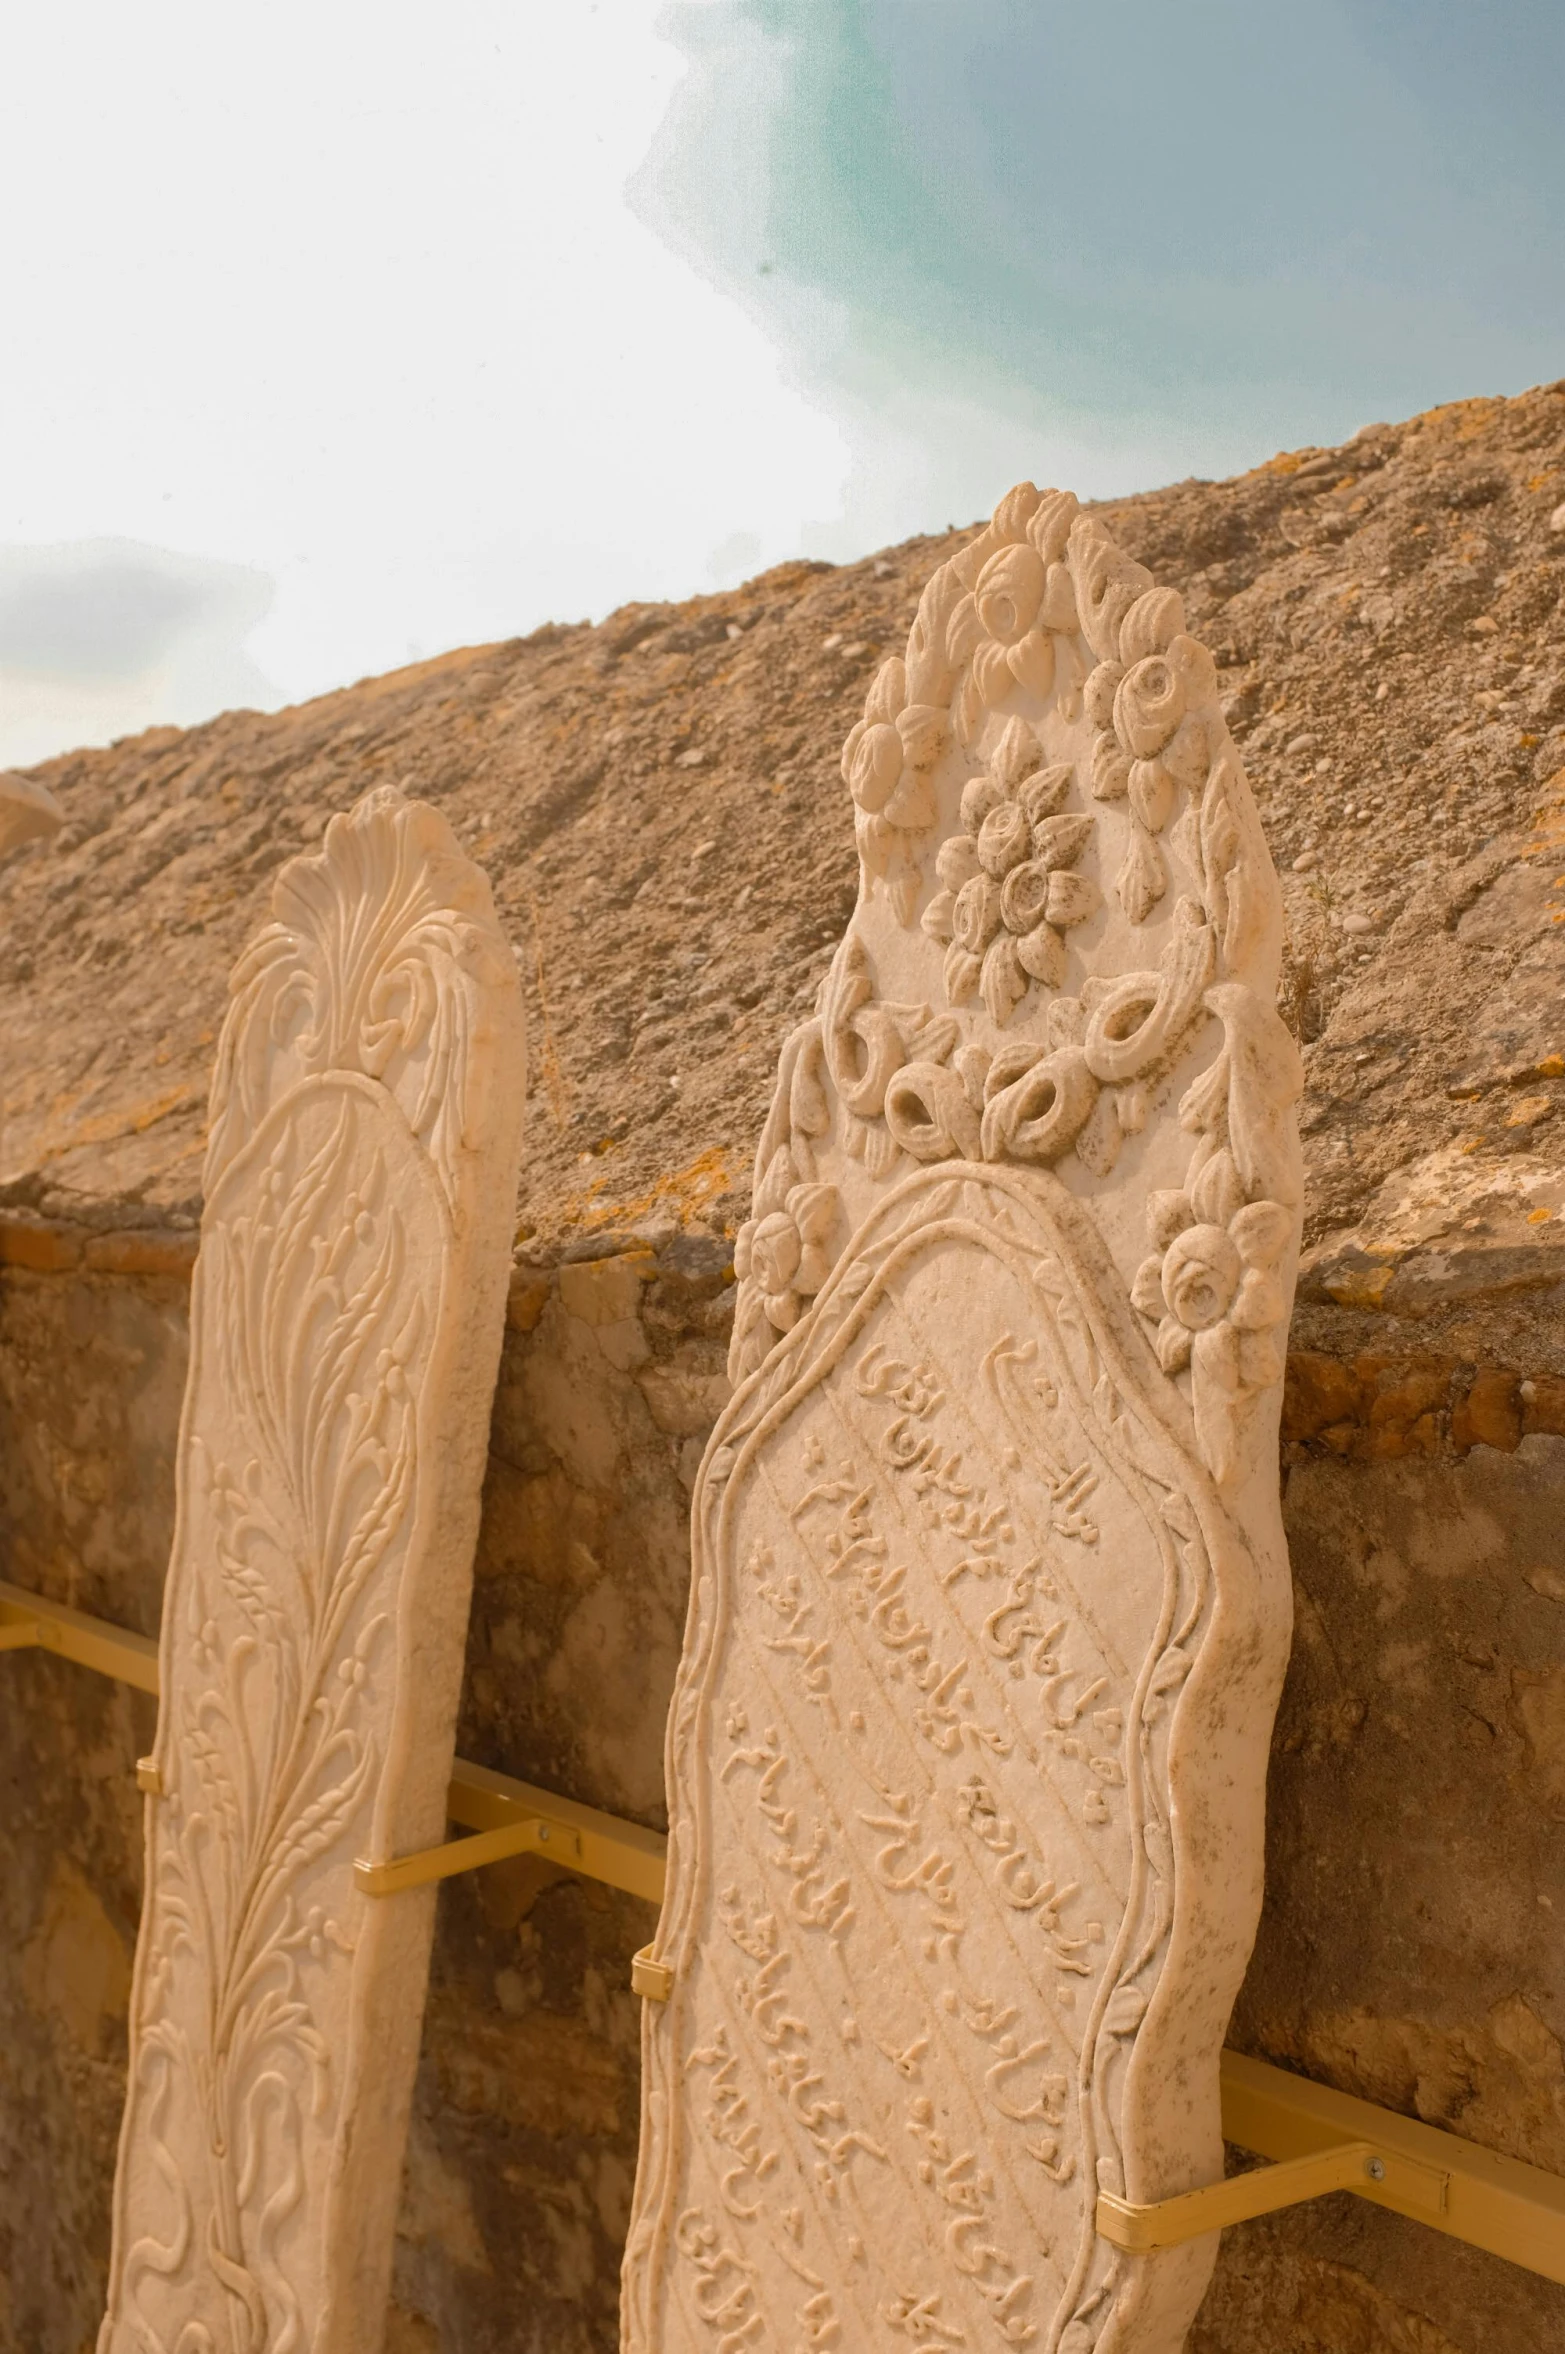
(2, 387, 1562, 1356)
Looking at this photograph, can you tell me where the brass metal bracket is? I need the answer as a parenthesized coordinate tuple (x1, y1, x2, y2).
(9, 1574, 1565, 2288)
(0, 1577, 666, 1908)
(355, 1811, 582, 1898)
(1098, 2137, 1447, 2253)
(631, 1945, 674, 2002)
(0, 1584, 158, 1689)
(1097, 2052, 1565, 2283)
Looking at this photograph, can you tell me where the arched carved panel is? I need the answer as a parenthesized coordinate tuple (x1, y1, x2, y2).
(625, 489, 1302, 2353)
(99, 788, 526, 2354)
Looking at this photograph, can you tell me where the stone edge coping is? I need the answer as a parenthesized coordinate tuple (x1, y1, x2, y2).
(3, 1212, 1563, 1466)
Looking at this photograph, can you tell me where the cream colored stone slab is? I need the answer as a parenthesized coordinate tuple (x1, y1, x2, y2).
(624, 488, 1303, 2353)
(99, 787, 525, 2354)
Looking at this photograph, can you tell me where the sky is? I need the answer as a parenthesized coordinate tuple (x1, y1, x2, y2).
(2, 0, 1563, 770)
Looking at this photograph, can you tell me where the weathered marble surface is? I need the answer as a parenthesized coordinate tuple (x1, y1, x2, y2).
(625, 489, 1304, 2352)
(4, 1235, 1565, 2351)
(98, 789, 526, 2354)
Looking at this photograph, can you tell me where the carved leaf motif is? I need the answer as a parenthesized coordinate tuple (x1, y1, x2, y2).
(118, 1081, 440, 2354)
(207, 790, 508, 1213)
(1116, 821, 1167, 923)
(102, 792, 524, 2354)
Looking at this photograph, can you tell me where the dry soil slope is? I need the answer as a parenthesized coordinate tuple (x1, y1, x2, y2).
(2, 386, 1563, 1361)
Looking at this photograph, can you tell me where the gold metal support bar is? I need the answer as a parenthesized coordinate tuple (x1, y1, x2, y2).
(8, 1572, 1565, 2286)
(0, 1581, 158, 1690)
(1218, 2049, 1565, 2285)
(1098, 2138, 1446, 2254)
(355, 1813, 582, 1898)
(0, 1577, 668, 1909)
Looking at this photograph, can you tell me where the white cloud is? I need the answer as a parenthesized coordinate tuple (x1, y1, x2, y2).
(0, 541, 276, 770)
(0, 0, 851, 760)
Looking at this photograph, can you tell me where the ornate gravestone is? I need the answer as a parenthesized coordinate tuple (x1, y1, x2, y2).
(624, 488, 1302, 2353)
(99, 789, 525, 2354)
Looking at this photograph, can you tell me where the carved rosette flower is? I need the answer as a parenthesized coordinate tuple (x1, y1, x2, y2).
(1082, 591, 1221, 926)
(1131, 1179, 1291, 1480)
(919, 715, 1099, 1028)
(735, 1181, 840, 1339)
(840, 670, 952, 927)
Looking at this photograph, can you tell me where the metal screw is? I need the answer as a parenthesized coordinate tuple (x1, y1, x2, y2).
(1365, 2156, 1386, 2182)
(538, 1825, 551, 1844)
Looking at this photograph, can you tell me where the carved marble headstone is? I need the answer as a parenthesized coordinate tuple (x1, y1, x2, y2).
(100, 788, 525, 2354)
(624, 488, 1303, 2353)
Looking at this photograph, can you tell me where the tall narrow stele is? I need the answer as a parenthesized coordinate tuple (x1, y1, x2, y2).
(624, 488, 1303, 2354)
(100, 788, 525, 2354)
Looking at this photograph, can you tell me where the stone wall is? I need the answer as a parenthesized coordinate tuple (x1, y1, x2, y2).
(3, 1218, 1565, 2353)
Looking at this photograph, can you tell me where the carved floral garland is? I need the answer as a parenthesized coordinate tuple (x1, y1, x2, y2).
(731, 485, 1302, 1487)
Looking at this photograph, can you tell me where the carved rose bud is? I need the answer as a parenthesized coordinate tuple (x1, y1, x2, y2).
(1161, 1223, 1242, 1331)
(1026, 488, 1080, 567)
(961, 772, 1007, 834)
(943, 942, 983, 1005)
(977, 800, 1031, 877)
(1129, 758, 1176, 833)
(1007, 628, 1055, 698)
(991, 716, 1039, 788)
(1114, 654, 1187, 760)
(740, 1210, 798, 1291)
(1162, 709, 1211, 791)
(897, 702, 951, 774)
(1090, 730, 1131, 802)
(945, 591, 987, 668)
(920, 888, 956, 943)
(865, 655, 907, 723)
(905, 565, 965, 705)
(999, 860, 1053, 935)
(1029, 812, 1094, 871)
(952, 873, 1004, 955)
(848, 720, 904, 813)
(976, 544, 1046, 646)
(1084, 659, 1125, 732)
(936, 832, 983, 891)
(1039, 561, 1080, 633)
(990, 479, 1042, 542)
(973, 639, 1016, 708)
(743, 1184, 839, 1334)
(1017, 764, 1073, 827)
(1015, 921, 1067, 988)
(1118, 587, 1186, 664)
(981, 932, 1028, 1027)
(1068, 518, 1152, 663)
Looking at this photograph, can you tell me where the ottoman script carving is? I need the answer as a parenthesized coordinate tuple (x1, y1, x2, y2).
(99, 788, 526, 2354)
(624, 488, 1302, 2353)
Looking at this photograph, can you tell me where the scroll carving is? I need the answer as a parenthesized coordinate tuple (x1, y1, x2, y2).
(626, 490, 1302, 2352)
(99, 788, 526, 2354)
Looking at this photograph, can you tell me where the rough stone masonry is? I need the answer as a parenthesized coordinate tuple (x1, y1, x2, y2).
(2, 386, 1565, 2353)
